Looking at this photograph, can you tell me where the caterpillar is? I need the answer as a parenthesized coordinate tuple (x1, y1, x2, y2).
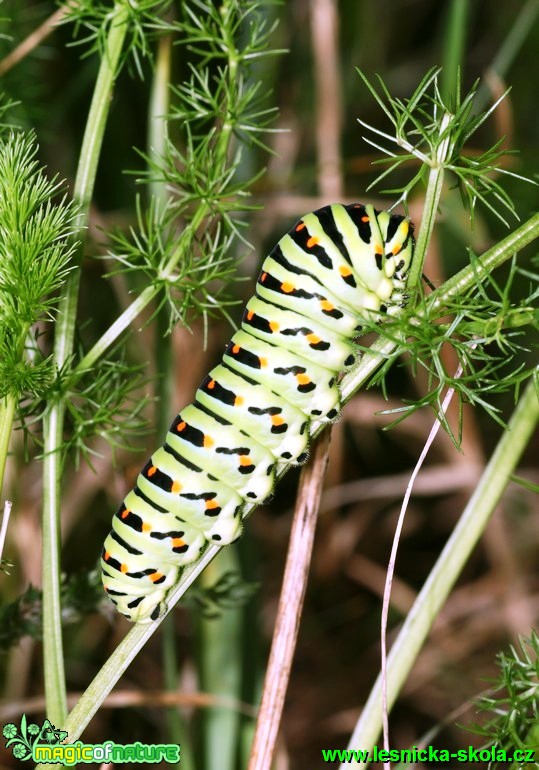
(101, 203, 414, 622)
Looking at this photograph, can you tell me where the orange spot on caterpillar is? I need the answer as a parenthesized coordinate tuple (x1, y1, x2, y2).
(374, 244, 383, 255)
(232, 344, 240, 354)
(269, 321, 279, 332)
(306, 333, 321, 345)
(339, 265, 352, 277)
(259, 357, 268, 368)
(271, 415, 285, 426)
(261, 272, 267, 282)
(120, 563, 128, 573)
(148, 466, 157, 477)
(104, 551, 110, 561)
(177, 421, 186, 432)
(234, 395, 244, 406)
(208, 379, 216, 389)
(172, 537, 186, 548)
(361, 215, 369, 222)
(320, 300, 334, 311)
(239, 455, 252, 466)
(203, 435, 215, 448)
(150, 571, 164, 583)
(392, 244, 402, 255)
(205, 499, 219, 510)
(306, 236, 319, 248)
(171, 480, 182, 494)
(281, 281, 294, 293)
(142, 522, 152, 533)
(247, 310, 254, 321)
(296, 221, 306, 231)
(296, 373, 310, 386)
(121, 508, 130, 519)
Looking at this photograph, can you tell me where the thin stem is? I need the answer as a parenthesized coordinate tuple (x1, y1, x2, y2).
(0, 395, 15, 503)
(55, 3, 130, 368)
(41, 2, 130, 727)
(148, 32, 172, 212)
(148, 30, 187, 766)
(340, 373, 539, 769)
(440, 0, 469, 105)
(247, 431, 332, 770)
(407, 112, 454, 289)
(74, 203, 209, 376)
(73, 1, 246, 378)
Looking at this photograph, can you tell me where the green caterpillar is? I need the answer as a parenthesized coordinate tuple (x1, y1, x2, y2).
(101, 203, 414, 622)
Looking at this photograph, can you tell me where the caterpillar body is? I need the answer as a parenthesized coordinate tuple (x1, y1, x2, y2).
(101, 203, 414, 622)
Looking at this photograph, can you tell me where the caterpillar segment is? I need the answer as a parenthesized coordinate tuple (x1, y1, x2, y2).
(197, 365, 310, 462)
(242, 296, 358, 371)
(101, 202, 414, 622)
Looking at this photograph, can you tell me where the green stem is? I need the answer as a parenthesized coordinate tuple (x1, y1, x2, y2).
(440, 0, 469, 105)
(55, 3, 130, 367)
(73, 203, 209, 376)
(0, 394, 16, 502)
(407, 112, 454, 289)
(340, 373, 539, 769)
(41, 2, 129, 727)
(148, 30, 190, 767)
(148, 32, 172, 212)
(196, 548, 243, 770)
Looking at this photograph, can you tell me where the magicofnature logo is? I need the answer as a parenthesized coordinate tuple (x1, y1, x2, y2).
(3, 713, 67, 761)
(3, 714, 181, 765)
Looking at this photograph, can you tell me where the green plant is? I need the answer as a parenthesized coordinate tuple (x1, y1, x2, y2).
(468, 632, 539, 768)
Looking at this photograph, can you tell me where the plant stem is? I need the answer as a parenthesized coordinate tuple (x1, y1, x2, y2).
(0, 394, 15, 503)
(248, 431, 332, 770)
(148, 30, 189, 767)
(340, 373, 539, 769)
(441, 0, 469, 105)
(41, 2, 129, 727)
(407, 111, 454, 289)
